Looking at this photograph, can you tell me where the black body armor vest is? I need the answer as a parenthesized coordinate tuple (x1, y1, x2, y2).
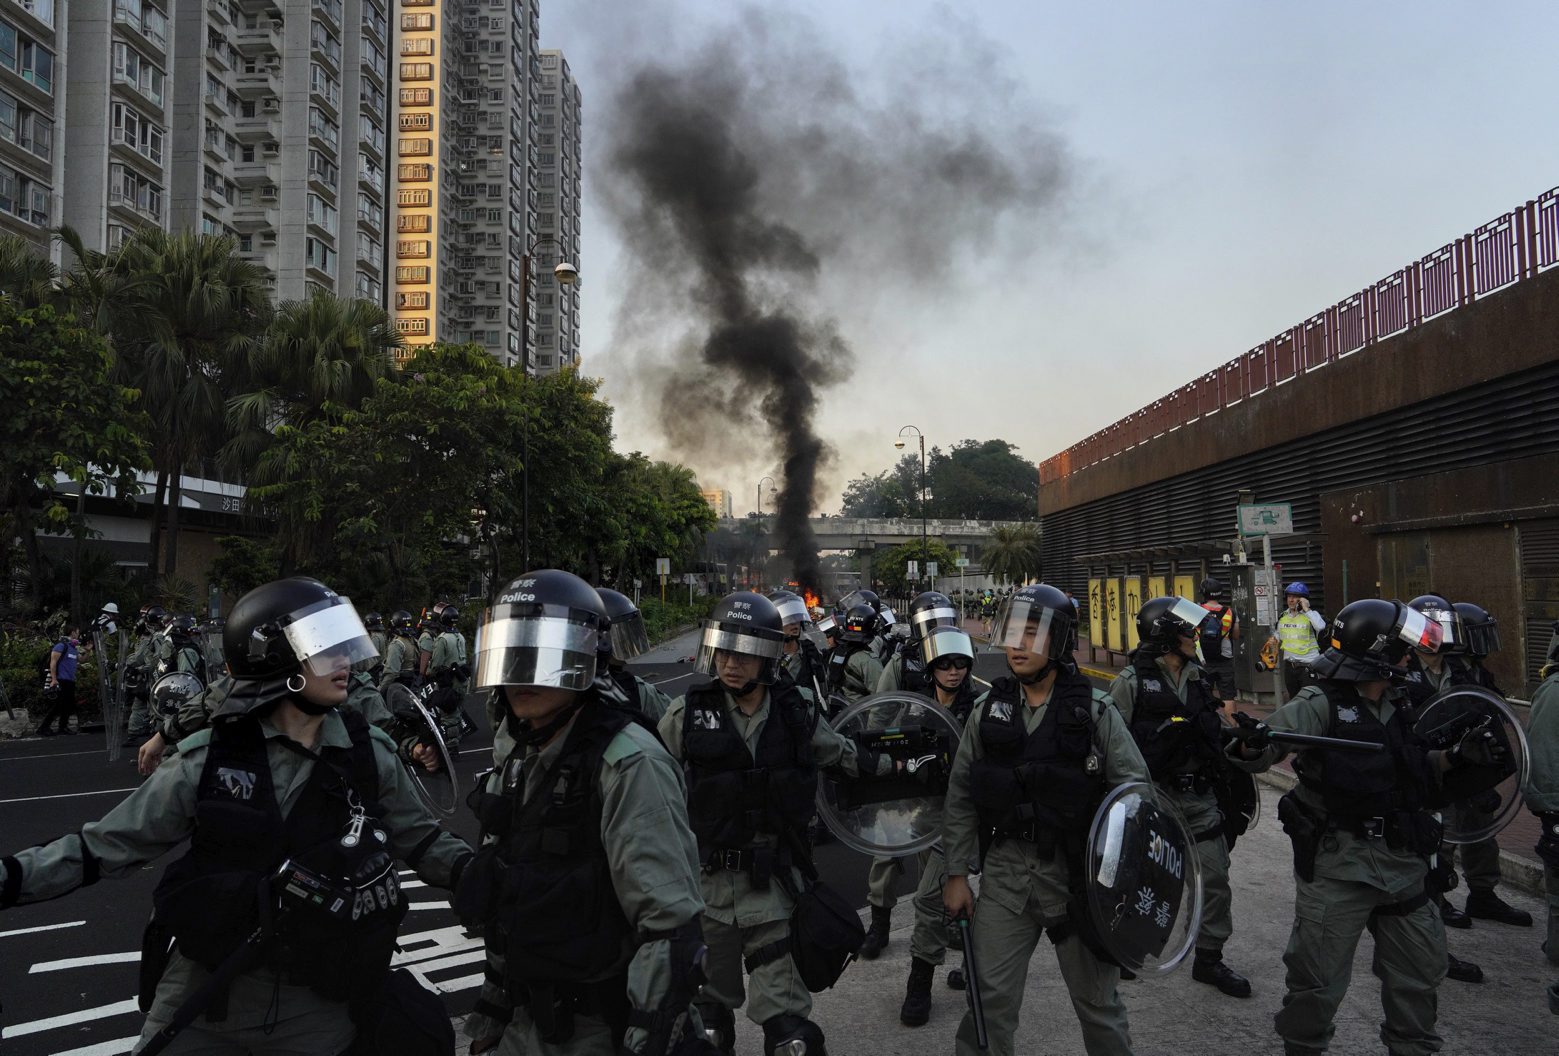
(897, 651, 932, 695)
(1125, 651, 1224, 780)
(151, 709, 402, 1005)
(1293, 683, 1435, 820)
(682, 677, 817, 855)
(825, 643, 868, 693)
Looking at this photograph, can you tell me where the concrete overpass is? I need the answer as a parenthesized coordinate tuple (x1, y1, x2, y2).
(714, 516, 1031, 551)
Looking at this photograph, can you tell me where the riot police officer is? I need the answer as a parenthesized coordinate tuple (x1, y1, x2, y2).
(378, 610, 421, 695)
(657, 591, 893, 1056)
(0, 577, 472, 1053)
(827, 604, 884, 706)
(161, 615, 208, 683)
(942, 583, 1150, 1056)
(1107, 597, 1250, 997)
(598, 587, 673, 720)
(1525, 635, 1559, 1012)
(1231, 597, 1510, 1055)
(457, 570, 709, 1055)
(357, 612, 387, 679)
(769, 589, 826, 704)
(429, 606, 470, 700)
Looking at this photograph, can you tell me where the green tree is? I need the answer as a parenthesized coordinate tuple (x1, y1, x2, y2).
(0, 301, 149, 615)
(927, 440, 1038, 521)
(0, 236, 59, 308)
(979, 523, 1043, 584)
(209, 535, 283, 600)
(871, 538, 962, 597)
(838, 452, 922, 518)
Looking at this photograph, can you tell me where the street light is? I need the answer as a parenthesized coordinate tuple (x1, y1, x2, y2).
(895, 425, 928, 594)
(756, 475, 777, 516)
(519, 235, 579, 570)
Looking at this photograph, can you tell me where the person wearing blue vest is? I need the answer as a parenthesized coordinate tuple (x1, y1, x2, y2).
(37, 626, 81, 735)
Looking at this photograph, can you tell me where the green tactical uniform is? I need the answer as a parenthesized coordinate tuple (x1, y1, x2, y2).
(430, 629, 469, 694)
(124, 632, 157, 736)
(1525, 672, 1559, 973)
(0, 709, 472, 1053)
(462, 709, 707, 1055)
(1244, 684, 1448, 1055)
(1107, 658, 1236, 958)
(172, 642, 204, 676)
(379, 634, 421, 695)
(838, 646, 883, 704)
(941, 675, 1149, 1056)
(417, 629, 436, 677)
(160, 675, 234, 747)
(606, 666, 673, 722)
(657, 684, 886, 1036)
(354, 630, 388, 676)
(343, 672, 395, 732)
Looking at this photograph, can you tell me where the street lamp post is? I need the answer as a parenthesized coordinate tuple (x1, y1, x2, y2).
(518, 235, 578, 571)
(895, 425, 928, 594)
(756, 475, 776, 516)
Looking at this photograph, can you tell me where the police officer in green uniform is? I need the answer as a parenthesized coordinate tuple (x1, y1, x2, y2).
(162, 615, 209, 682)
(658, 591, 894, 1056)
(1231, 597, 1512, 1055)
(1525, 634, 1559, 1013)
(122, 605, 161, 742)
(456, 570, 710, 1056)
(770, 590, 826, 704)
(379, 610, 422, 695)
(0, 577, 471, 1054)
(1107, 596, 1251, 997)
(598, 587, 673, 721)
(862, 591, 963, 960)
(898, 624, 980, 1027)
(431, 607, 469, 695)
(942, 583, 1150, 1056)
(357, 612, 388, 680)
(417, 606, 442, 680)
(827, 604, 884, 706)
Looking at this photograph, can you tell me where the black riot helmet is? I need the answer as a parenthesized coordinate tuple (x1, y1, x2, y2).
(1450, 602, 1500, 658)
(767, 589, 809, 630)
(389, 610, 416, 636)
(168, 614, 199, 642)
(1309, 598, 1444, 682)
(597, 587, 649, 661)
(990, 583, 1076, 668)
(474, 570, 607, 691)
(439, 606, 461, 628)
(922, 626, 976, 669)
(1407, 594, 1462, 655)
(840, 604, 879, 644)
(840, 588, 883, 617)
(224, 578, 379, 712)
(1199, 577, 1224, 601)
(145, 605, 168, 631)
(363, 611, 385, 632)
(908, 591, 958, 640)
(1135, 596, 1212, 659)
(696, 591, 786, 686)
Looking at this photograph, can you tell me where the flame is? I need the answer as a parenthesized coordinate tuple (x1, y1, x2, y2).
(803, 589, 822, 612)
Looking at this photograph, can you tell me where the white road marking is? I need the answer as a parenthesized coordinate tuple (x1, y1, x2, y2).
(0, 996, 138, 1039)
(0, 787, 139, 805)
(432, 972, 484, 994)
(31, 951, 139, 973)
(0, 920, 85, 939)
(401, 878, 427, 889)
(406, 900, 451, 912)
(2, 748, 108, 761)
(51, 1038, 138, 1056)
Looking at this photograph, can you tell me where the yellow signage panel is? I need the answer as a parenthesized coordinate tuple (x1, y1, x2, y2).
(1174, 574, 1198, 602)
(1088, 578, 1104, 646)
(1147, 575, 1167, 602)
(1124, 575, 1144, 651)
(1105, 578, 1123, 652)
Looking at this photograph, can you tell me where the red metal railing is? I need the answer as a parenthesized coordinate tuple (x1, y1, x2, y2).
(1038, 185, 1559, 485)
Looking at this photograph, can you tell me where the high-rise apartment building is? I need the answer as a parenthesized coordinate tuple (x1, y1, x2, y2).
(0, 0, 64, 259)
(532, 48, 578, 375)
(389, 0, 542, 368)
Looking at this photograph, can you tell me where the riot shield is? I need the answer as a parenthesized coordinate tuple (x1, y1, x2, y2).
(150, 672, 205, 723)
(816, 692, 963, 856)
(1086, 782, 1203, 976)
(92, 625, 123, 762)
(1413, 686, 1529, 844)
(384, 683, 459, 817)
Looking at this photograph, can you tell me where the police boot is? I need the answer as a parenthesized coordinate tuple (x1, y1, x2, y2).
(1464, 889, 1534, 927)
(1192, 949, 1252, 998)
(1436, 893, 1472, 929)
(1446, 952, 1484, 983)
(762, 1014, 826, 1056)
(899, 957, 935, 1027)
(696, 1001, 736, 1054)
(860, 905, 892, 960)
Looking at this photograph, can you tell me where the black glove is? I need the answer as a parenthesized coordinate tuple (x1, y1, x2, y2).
(1449, 727, 1508, 769)
(1536, 812, 1559, 869)
(1226, 712, 1271, 753)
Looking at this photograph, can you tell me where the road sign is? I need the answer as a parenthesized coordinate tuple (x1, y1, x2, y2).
(907, 560, 919, 578)
(1237, 503, 1294, 537)
(955, 557, 970, 569)
(655, 557, 671, 576)
(926, 561, 939, 577)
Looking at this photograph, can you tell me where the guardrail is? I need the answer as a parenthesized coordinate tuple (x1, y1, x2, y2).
(1038, 185, 1559, 484)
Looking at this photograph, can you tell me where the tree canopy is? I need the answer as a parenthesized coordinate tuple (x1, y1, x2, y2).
(838, 439, 1037, 521)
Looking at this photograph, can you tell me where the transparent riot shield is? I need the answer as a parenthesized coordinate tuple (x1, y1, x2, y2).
(385, 682, 459, 817)
(1413, 686, 1529, 844)
(1086, 781, 1204, 976)
(150, 672, 205, 725)
(816, 692, 962, 856)
(91, 624, 123, 762)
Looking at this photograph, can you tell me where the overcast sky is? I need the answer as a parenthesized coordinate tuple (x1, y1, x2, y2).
(545, 0, 1559, 513)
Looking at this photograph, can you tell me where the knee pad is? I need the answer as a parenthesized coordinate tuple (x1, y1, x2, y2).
(695, 1001, 736, 1054)
(762, 1013, 826, 1056)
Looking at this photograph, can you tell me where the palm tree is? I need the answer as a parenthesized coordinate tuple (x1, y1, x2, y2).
(0, 234, 58, 307)
(980, 523, 1043, 585)
(224, 292, 400, 472)
(55, 225, 150, 334)
(113, 230, 272, 578)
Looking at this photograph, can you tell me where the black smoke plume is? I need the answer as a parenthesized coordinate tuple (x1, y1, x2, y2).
(602, 6, 1073, 591)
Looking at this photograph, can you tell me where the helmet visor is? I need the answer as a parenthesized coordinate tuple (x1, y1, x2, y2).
(1166, 597, 1215, 637)
(772, 594, 811, 629)
(992, 596, 1062, 653)
(473, 606, 601, 690)
(279, 597, 379, 676)
(1396, 608, 1445, 656)
(839, 590, 874, 611)
(1415, 603, 1463, 653)
(696, 622, 784, 685)
(910, 603, 959, 637)
(1466, 619, 1500, 656)
(607, 612, 650, 661)
(922, 627, 975, 667)
(816, 614, 837, 636)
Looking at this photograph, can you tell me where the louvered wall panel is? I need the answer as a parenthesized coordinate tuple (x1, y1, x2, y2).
(1520, 519, 1559, 690)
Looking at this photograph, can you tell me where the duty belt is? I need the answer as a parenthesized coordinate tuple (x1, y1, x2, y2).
(703, 846, 778, 890)
(993, 821, 1060, 859)
(1167, 772, 1211, 795)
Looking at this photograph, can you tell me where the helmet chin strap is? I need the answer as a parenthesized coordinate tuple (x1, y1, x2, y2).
(290, 695, 336, 717)
(1015, 657, 1052, 685)
(509, 698, 586, 747)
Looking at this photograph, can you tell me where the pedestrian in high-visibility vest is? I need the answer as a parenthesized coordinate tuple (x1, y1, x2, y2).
(1274, 582, 1326, 700)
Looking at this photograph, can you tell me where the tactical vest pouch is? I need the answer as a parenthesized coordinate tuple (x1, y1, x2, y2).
(138, 917, 176, 1014)
(1277, 791, 1324, 883)
(787, 878, 865, 991)
(452, 844, 505, 930)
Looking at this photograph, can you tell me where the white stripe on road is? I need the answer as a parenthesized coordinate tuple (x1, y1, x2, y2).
(406, 900, 451, 912)
(0, 920, 85, 939)
(52, 1038, 138, 1056)
(0, 787, 138, 805)
(432, 972, 484, 994)
(0, 996, 138, 1039)
(401, 878, 427, 889)
(648, 673, 696, 687)
(3, 748, 109, 761)
(31, 951, 139, 973)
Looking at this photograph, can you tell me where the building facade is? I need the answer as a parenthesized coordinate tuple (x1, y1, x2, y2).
(0, 0, 65, 260)
(532, 47, 579, 374)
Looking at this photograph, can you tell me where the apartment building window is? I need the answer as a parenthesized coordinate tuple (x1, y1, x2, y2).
(357, 192, 379, 222)
(396, 291, 429, 309)
(0, 161, 44, 224)
(395, 239, 430, 258)
(395, 318, 429, 336)
(308, 106, 339, 148)
(400, 38, 433, 57)
(397, 137, 431, 156)
(108, 163, 161, 222)
(399, 63, 433, 81)
(107, 223, 131, 251)
(356, 230, 376, 260)
(363, 81, 386, 113)
(363, 0, 388, 38)
(362, 37, 386, 73)
(361, 119, 385, 156)
(13, 1, 54, 29)
(310, 20, 341, 66)
(306, 236, 335, 272)
(0, 91, 48, 160)
(356, 271, 382, 301)
(317, 0, 343, 27)
(398, 113, 431, 132)
(399, 88, 431, 106)
(0, 24, 50, 96)
(362, 156, 384, 194)
(111, 42, 165, 106)
(396, 163, 431, 182)
(397, 189, 430, 207)
(395, 265, 429, 282)
(309, 63, 340, 108)
(397, 213, 430, 233)
(400, 13, 433, 30)
(308, 148, 339, 184)
(306, 192, 338, 235)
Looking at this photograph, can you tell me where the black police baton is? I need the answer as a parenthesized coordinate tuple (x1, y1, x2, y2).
(134, 919, 273, 1056)
(956, 915, 988, 1050)
(1226, 715, 1384, 754)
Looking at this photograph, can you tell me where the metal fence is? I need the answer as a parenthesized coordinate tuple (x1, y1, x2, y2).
(1038, 185, 1559, 485)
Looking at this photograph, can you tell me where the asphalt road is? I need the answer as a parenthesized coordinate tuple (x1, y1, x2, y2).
(0, 631, 1009, 1056)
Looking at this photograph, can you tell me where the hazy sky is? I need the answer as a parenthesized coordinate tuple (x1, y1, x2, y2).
(546, 0, 1559, 513)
